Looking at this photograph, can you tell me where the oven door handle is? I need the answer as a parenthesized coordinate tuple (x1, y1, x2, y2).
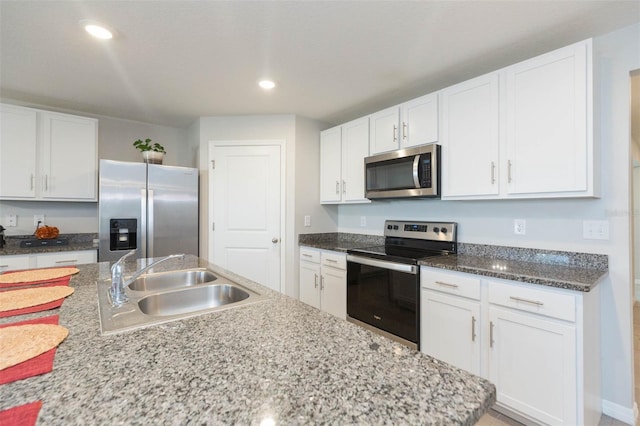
(347, 255, 418, 274)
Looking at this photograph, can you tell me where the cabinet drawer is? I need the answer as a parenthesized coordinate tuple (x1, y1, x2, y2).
(421, 267, 481, 300)
(0, 255, 33, 272)
(300, 247, 320, 263)
(321, 251, 346, 270)
(488, 279, 576, 322)
(36, 250, 97, 268)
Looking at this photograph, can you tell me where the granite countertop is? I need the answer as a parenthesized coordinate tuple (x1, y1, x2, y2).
(299, 233, 608, 293)
(0, 233, 97, 256)
(0, 256, 495, 425)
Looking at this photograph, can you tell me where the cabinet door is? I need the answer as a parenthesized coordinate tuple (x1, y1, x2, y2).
(441, 73, 501, 198)
(341, 117, 370, 202)
(321, 266, 346, 320)
(40, 112, 98, 200)
(489, 306, 577, 425)
(369, 106, 400, 155)
(506, 40, 590, 196)
(401, 93, 438, 149)
(421, 290, 481, 375)
(36, 250, 97, 268)
(0, 254, 34, 272)
(299, 261, 321, 310)
(0, 104, 37, 199)
(320, 126, 342, 203)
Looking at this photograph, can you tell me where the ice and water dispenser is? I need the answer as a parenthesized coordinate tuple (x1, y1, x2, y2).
(109, 219, 137, 251)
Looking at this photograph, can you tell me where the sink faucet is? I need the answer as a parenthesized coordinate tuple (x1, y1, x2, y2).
(110, 250, 185, 307)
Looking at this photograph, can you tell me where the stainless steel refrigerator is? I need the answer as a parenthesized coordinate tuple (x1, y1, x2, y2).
(98, 159, 198, 262)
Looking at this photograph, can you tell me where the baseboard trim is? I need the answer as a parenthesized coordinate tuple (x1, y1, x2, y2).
(602, 399, 637, 425)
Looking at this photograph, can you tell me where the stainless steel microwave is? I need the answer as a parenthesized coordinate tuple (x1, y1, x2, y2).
(365, 144, 440, 199)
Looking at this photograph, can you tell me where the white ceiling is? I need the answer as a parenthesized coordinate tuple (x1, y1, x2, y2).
(1, 1, 639, 129)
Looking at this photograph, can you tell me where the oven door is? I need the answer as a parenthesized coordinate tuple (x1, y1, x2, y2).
(346, 255, 419, 348)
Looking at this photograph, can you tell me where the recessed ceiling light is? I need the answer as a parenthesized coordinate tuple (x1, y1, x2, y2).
(80, 20, 114, 40)
(258, 80, 276, 90)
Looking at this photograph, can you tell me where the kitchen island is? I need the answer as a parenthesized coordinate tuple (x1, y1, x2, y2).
(1, 256, 495, 425)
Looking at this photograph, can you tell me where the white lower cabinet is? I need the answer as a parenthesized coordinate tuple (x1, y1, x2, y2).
(420, 266, 601, 426)
(299, 248, 346, 320)
(0, 250, 97, 272)
(421, 268, 482, 375)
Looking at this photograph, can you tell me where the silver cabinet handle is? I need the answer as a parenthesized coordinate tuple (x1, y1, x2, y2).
(320, 275, 324, 291)
(490, 321, 495, 348)
(435, 281, 459, 289)
(342, 180, 346, 194)
(325, 259, 338, 263)
(471, 316, 476, 342)
(55, 259, 77, 264)
(302, 253, 312, 258)
(491, 161, 496, 184)
(402, 122, 407, 140)
(314, 273, 318, 288)
(272, 238, 279, 243)
(509, 296, 544, 306)
(393, 124, 398, 142)
(335, 181, 340, 194)
(44, 174, 49, 191)
(507, 160, 513, 183)
(0, 264, 9, 268)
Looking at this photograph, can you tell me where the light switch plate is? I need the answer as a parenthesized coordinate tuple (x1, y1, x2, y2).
(583, 220, 609, 240)
(304, 215, 311, 227)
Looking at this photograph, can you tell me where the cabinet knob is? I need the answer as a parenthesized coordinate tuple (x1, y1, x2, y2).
(272, 238, 279, 244)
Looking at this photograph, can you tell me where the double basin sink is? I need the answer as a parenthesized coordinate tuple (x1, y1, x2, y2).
(97, 265, 266, 335)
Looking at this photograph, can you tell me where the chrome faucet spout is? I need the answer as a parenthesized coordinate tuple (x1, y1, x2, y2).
(109, 251, 185, 307)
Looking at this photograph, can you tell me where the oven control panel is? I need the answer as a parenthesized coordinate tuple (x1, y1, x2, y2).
(384, 220, 456, 242)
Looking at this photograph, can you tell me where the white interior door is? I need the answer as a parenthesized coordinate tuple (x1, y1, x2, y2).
(211, 144, 282, 292)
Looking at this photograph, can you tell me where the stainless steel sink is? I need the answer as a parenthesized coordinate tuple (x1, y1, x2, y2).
(128, 268, 217, 292)
(138, 284, 250, 316)
(97, 266, 267, 335)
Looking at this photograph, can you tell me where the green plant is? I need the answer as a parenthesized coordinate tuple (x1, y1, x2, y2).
(133, 138, 166, 154)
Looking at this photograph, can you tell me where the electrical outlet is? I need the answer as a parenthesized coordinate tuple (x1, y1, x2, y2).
(304, 215, 311, 227)
(514, 219, 526, 235)
(360, 216, 367, 227)
(583, 220, 609, 240)
(34, 214, 45, 226)
(6, 214, 17, 227)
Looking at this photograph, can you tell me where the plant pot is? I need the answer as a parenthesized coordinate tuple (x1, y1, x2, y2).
(142, 151, 164, 164)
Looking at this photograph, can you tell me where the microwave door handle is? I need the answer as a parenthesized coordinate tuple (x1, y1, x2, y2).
(412, 155, 421, 188)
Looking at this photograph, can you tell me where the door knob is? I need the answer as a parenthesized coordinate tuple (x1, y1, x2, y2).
(272, 238, 279, 243)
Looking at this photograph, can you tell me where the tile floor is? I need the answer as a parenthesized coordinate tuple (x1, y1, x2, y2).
(476, 302, 640, 426)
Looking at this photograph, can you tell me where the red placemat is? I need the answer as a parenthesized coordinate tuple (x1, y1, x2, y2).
(0, 296, 67, 319)
(0, 266, 76, 290)
(0, 315, 60, 385)
(0, 401, 42, 426)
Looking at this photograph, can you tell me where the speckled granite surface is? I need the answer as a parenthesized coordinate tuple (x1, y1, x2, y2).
(0, 233, 97, 255)
(298, 232, 383, 252)
(0, 256, 495, 425)
(299, 233, 608, 292)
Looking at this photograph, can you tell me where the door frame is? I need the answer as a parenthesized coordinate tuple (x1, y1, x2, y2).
(207, 139, 286, 293)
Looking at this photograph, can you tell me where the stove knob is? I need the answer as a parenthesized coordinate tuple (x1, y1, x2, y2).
(432, 227, 440, 233)
(441, 227, 448, 234)
(387, 225, 392, 230)
(393, 225, 399, 230)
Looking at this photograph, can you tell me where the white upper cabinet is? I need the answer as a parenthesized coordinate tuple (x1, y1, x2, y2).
(400, 92, 439, 149)
(441, 73, 501, 198)
(369, 93, 439, 155)
(0, 104, 37, 199)
(441, 39, 594, 200)
(505, 40, 592, 197)
(0, 104, 98, 201)
(369, 106, 400, 155)
(320, 117, 370, 204)
(39, 112, 98, 200)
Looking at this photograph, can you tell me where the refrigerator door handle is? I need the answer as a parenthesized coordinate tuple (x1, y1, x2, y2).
(148, 189, 154, 258)
(140, 189, 147, 258)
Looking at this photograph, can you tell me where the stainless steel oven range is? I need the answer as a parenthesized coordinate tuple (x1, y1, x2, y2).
(347, 220, 457, 350)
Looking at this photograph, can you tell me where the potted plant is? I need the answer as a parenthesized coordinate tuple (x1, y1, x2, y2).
(133, 138, 166, 164)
